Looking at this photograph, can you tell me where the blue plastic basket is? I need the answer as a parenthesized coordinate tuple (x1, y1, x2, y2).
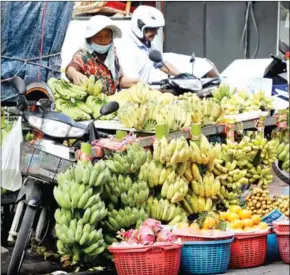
(180, 238, 234, 274)
(267, 233, 281, 261)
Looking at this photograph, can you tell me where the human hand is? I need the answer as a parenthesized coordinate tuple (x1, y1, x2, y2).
(72, 71, 88, 86)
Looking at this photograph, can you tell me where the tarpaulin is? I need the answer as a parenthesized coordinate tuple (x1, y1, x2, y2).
(1, 1, 74, 101)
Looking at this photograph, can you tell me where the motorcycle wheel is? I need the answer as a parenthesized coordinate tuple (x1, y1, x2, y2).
(273, 161, 290, 185)
(7, 205, 37, 275)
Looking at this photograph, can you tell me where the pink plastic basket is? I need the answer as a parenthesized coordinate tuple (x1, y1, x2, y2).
(109, 244, 183, 275)
(274, 228, 290, 264)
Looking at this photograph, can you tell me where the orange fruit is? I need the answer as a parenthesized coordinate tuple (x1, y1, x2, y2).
(189, 223, 200, 231)
(238, 209, 252, 220)
(203, 217, 216, 230)
(230, 219, 243, 229)
(242, 218, 254, 228)
(219, 211, 227, 221)
(229, 205, 242, 214)
(227, 212, 240, 222)
(251, 214, 261, 225)
(257, 222, 269, 230)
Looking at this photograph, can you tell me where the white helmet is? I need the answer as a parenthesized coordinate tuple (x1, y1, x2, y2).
(85, 15, 122, 39)
(131, 5, 165, 39)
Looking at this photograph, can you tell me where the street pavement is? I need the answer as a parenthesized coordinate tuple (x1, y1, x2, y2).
(221, 262, 289, 275)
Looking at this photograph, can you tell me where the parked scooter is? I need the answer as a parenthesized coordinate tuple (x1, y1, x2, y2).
(5, 77, 119, 275)
(148, 50, 221, 97)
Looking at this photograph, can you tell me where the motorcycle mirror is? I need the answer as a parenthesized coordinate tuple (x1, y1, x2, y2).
(189, 52, 196, 63)
(10, 76, 27, 95)
(100, 101, 119, 116)
(149, 50, 163, 63)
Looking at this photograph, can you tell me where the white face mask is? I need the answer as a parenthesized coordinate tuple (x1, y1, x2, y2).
(90, 42, 112, 54)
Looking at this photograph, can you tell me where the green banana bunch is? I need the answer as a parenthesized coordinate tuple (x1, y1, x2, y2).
(104, 207, 148, 231)
(48, 78, 87, 100)
(58, 160, 110, 188)
(139, 158, 176, 188)
(147, 196, 187, 223)
(104, 174, 134, 205)
(55, 98, 91, 121)
(212, 84, 234, 103)
(121, 180, 149, 207)
(56, 222, 106, 261)
(54, 208, 73, 227)
(86, 95, 111, 119)
(272, 129, 289, 172)
(54, 181, 98, 209)
(83, 75, 95, 95)
(247, 164, 273, 188)
(105, 143, 147, 174)
(104, 234, 118, 245)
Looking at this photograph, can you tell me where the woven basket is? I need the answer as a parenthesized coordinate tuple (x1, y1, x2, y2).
(73, 1, 126, 16)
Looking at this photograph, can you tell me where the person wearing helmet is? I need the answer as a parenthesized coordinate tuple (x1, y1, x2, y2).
(116, 5, 180, 84)
(66, 15, 138, 95)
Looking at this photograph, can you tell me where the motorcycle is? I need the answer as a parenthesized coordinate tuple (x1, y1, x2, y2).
(5, 76, 119, 275)
(148, 50, 221, 97)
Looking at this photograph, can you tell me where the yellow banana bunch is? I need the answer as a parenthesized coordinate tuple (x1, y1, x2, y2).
(189, 135, 222, 168)
(191, 172, 220, 198)
(183, 194, 213, 214)
(153, 136, 191, 165)
(127, 82, 150, 104)
(161, 176, 188, 203)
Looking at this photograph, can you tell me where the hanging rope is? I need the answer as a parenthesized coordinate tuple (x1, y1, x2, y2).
(38, 2, 48, 81)
(1, 53, 62, 83)
(1, 2, 61, 83)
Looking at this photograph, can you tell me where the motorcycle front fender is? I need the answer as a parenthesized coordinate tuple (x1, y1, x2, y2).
(16, 178, 42, 207)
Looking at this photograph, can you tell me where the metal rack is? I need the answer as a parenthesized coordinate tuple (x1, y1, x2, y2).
(91, 116, 277, 156)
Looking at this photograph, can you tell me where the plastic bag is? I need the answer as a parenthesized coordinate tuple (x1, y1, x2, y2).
(1, 117, 23, 191)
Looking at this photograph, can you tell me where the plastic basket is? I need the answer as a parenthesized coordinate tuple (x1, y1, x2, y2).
(274, 228, 290, 264)
(109, 244, 182, 275)
(267, 233, 280, 261)
(180, 238, 233, 274)
(273, 223, 290, 233)
(176, 234, 233, 242)
(20, 142, 74, 182)
(230, 232, 268, 268)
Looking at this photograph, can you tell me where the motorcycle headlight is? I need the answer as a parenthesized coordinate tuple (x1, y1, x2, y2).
(27, 116, 42, 129)
(42, 119, 71, 137)
(27, 116, 86, 138)
(68, 127, 87, 137)
(171, 79, 202, 91)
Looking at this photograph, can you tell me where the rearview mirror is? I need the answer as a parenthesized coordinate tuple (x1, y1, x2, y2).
(100, 101, 119, 116)
(149, 50, 163, 63)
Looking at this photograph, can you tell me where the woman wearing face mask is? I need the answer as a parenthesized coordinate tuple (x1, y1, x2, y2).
(66, 15, 138, 95)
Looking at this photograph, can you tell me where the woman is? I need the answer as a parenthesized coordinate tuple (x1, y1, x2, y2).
(66, 15, 138, 95)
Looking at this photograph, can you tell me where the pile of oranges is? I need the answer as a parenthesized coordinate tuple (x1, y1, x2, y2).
(176, 211, 224, 232)
(219, 205, 269, 232)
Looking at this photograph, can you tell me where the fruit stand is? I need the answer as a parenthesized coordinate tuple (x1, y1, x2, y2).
(47, 80, 289, 273)
(2, 76, 290, 274)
